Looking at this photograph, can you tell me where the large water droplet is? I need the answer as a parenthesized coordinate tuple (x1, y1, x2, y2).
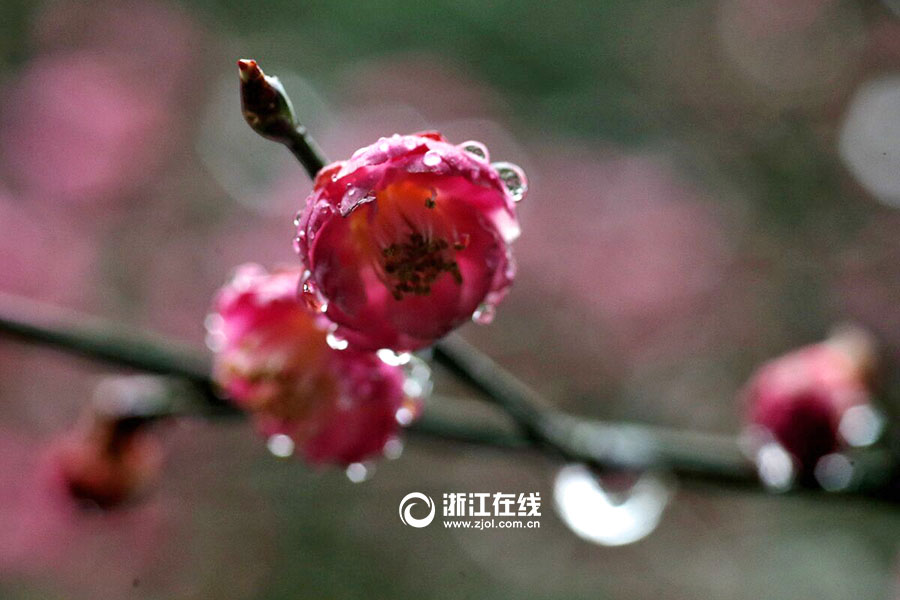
(423, 150, 442, 167)
(267, 434, 295, 458)
(554, 464, 673, 546)
(460, 140, 489, 161)
(472, 302, 496, 325)
(492, 162, 527, 202)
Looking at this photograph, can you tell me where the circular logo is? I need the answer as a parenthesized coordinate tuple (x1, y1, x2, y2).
(398, 492, 435, 528)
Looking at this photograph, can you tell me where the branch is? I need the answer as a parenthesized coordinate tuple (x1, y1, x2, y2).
(9, 290, 897, 500)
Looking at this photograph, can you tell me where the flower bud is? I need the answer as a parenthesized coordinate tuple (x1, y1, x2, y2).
(294, 132, 524, 351)
(56, 415, 163, 508)
(237, 59, 298, 144)
(741, 327, 882, 488)
(207, 264, 425, 465)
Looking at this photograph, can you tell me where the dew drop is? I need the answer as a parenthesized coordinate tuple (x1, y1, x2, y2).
(300, 274, 327, 313)
(326, 331, 349, 350)
(267, 434, 295, 458)
(404, 138, 418, 150)
(383, 437, 404, 460)
(492, 162, 528, 202)
(292, 236, 303, 253)
(377, 349, 411, 366)
(472, 302, 496, 325)
(379, 141, 390, 153)
(395, 406, 414, 426)
(346, 462, 372, 483)
(460, 140, 489, 161)
(423, 150, 442, 167)
(401, 357, 433, 401)
(293, 211, 303, 226)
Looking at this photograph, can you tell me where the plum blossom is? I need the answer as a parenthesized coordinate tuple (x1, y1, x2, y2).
(207, 264, 424, 465)
(741, 327, 881, 485)
(294, 132, 523, 351)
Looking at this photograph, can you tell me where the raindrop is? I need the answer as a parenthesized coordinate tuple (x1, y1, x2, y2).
(460, 140, 489, 161)
(203, 313, 225, 334)
(377, 349, 412, 366)
(395, 406, 415, 426)
(755, 441, 795, 491)
(472, 302, 496, 325)
(383, 437, 404, 460)
(300, 272, 327, 313)
(204, 330, 226, 353)
(839, 404, 884, 447)
(402, 357, 433, 400)
(346, 462, 372, 483)
(554, 464, 673, 546)
(492, 162, 527, 202)
(423, 150, 442, 167)
(814, 453, 854, 491)
(326, 331, 349, 350)
(267, 434, 295, 458)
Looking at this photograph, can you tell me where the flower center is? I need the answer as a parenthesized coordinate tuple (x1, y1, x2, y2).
(347, 179, 468, 300)
(381, 232, 462, 300)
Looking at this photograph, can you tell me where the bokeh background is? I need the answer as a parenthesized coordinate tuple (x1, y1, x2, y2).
(2, 0, 900, 597)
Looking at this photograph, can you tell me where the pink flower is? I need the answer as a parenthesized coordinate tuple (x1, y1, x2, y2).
(207, 264, 423, 465)
(294, 132, 524, 351)
(741, 328, 881, 485)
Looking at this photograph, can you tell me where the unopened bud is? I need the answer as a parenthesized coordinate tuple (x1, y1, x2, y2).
(237, 59, 298, 143)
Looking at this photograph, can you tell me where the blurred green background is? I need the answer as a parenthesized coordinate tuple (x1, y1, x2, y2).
(2, 0, 900, 598)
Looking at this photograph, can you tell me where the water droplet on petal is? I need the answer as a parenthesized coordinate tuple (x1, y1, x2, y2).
(346, 462, 373, 483)
(492, 162, 527, 202)
(300, 272, 327, 313)
(379, 141, 390, 153)
(423, 150, 442, 167)
(472, 302, 496, 325)
(554, 464, 673, 546)
(292, 235, 303, 253)
(326, 331, 349, 350)
(460, 140, 489, 161)
(404, 138, 418, 150)
(267, 434, 295, 458)
(293, 211, 303, 226)
(377, 349, 411, 366)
